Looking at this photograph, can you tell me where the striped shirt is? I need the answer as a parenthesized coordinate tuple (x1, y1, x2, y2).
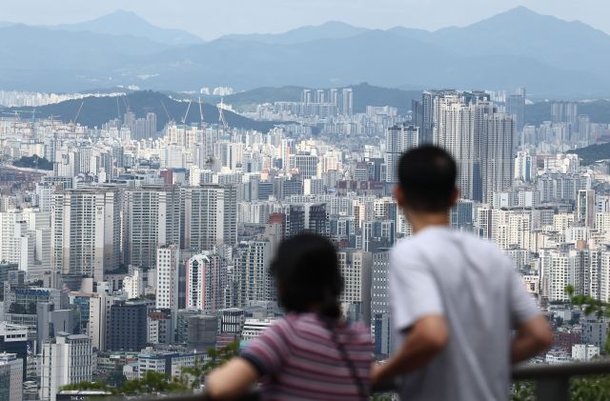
(240, 313, 373, 401)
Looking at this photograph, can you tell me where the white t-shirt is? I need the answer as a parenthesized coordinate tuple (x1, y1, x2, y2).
(390, 226, 540, 401)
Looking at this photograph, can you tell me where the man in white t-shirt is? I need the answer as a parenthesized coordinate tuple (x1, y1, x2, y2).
(372, 145, 552, 401)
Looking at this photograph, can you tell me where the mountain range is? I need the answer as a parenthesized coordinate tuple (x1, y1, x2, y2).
(1, 91, 278, 133)
(1, 7, 610, 97)
(54, 10, 202, 46)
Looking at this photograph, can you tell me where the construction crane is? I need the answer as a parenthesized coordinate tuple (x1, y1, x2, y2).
(198, 96, 204, 129)
(218, 97, 229, 132)
(68, 100, 85, 135)
(160, 99, 172, 121)
(73, 100, 85, 124)
(182, 99, 193, 125)
(181, 99, 193, 146)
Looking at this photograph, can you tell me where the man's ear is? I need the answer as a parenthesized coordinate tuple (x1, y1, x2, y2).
(450, 187, 459, 207)
(393, 185, 406, 208)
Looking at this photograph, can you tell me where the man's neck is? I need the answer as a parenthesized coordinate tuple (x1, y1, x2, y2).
(407, 212, 450, 234)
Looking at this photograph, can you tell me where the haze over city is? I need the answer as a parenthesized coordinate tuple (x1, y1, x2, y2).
(2, 1, 610, 401)
(3, 0, 610, 39)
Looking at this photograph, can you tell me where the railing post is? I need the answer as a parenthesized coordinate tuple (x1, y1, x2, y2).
(535, 377, 569, 401)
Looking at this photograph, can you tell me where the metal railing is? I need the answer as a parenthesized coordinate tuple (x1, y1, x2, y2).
(102, 361, 610, 401)
(512, 360, 610, 401)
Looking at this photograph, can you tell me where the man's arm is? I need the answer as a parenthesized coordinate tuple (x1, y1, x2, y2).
(511, 315, 553, 363)
(372, 315, 448, 384)
(508, 265, 552, 364)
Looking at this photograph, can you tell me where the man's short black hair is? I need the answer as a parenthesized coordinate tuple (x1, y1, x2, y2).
(397, 145, 457, 212)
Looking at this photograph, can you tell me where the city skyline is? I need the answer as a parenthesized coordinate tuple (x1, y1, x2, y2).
(1, 1, 610, 396)
(1, 81, 609, 399)
(2, 0, 610, 40)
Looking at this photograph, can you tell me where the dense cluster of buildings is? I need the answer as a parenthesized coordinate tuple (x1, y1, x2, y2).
(1, 86, 610, 399)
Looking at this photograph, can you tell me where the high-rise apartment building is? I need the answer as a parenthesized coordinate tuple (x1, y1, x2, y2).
(506, 88, 526, 133)
(304, 203, 329, 236)
(282, 203, 329, 237)
(40, 333, 94, 401)
(108, 301, 148, 352)
(425, 91, 514, 203)
(183, 185, 237, 251)
(577, 189, 596, 227)
(371, 250, 392, 358)
(384, 124, 419, 184)
(433, 93, 488, 201)
(0, 353, 23, 401)
(412, 90, 456, 145)
(340, 88, 353, 116)
(0, 322, 28, 379)
(186, 252, 228, 314)
(338, 250, 372, 323)
(51, 188, 121, 282)
(302, 89, 312, 105)
(514, 151, 534, 182)
(234, 241, 273, 307)
(0, 211, 36, 273)
(599, 251, 610, 303)
(86, 285, 125, 352)
(551, 102, 578, 125)
(156, 245, 180, 317)
(481, 113, 515, 204)
(123, 268, 144, 299)
(124, 186, 181, 269)
(540, 248, 591, 302)
(289, 153, 319, 178)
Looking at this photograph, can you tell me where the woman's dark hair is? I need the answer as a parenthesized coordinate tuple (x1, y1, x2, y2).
(270, 233, 343, 319)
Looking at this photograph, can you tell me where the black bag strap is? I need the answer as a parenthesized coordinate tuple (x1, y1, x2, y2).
(323, 318, 368, 401)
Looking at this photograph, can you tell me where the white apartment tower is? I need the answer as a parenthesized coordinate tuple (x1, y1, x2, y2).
(186, 252, 228, 314)
(433, 94, 479, 200)
(51, 189, 121, 282)
(481, 113, 515, 204)
(124, 186, 181, 269)
(40, 333, 94, 401)
(156, 245, 180, 315)
(341, 88, 353, 116)
(235, 241, 273, 307)
(432, 92, 514, 203)
(86, 283, 125, 351)
(0, 211, 36, 273)
(183, 185, 237, 250)
(338, 250, 372, 323)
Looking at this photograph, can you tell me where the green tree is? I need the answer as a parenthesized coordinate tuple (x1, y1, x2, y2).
(106, 369, 126, 388)
(565, 285, 610, 399)
(512, 382, 535, 401)
(512, 286, 610, 401)
(566, 285, 610, 354)
(119, 371, 189, 395)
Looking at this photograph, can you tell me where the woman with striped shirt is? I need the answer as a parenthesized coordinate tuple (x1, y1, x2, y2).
(205, 233, 374, 400)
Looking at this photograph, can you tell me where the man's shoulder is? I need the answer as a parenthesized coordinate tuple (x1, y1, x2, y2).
(391, 236, 421, 260)
(392, 230, 508, 263)
(458, 231, 509, 258)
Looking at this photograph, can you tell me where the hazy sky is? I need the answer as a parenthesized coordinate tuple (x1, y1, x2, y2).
(3, 0, 610, 39)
